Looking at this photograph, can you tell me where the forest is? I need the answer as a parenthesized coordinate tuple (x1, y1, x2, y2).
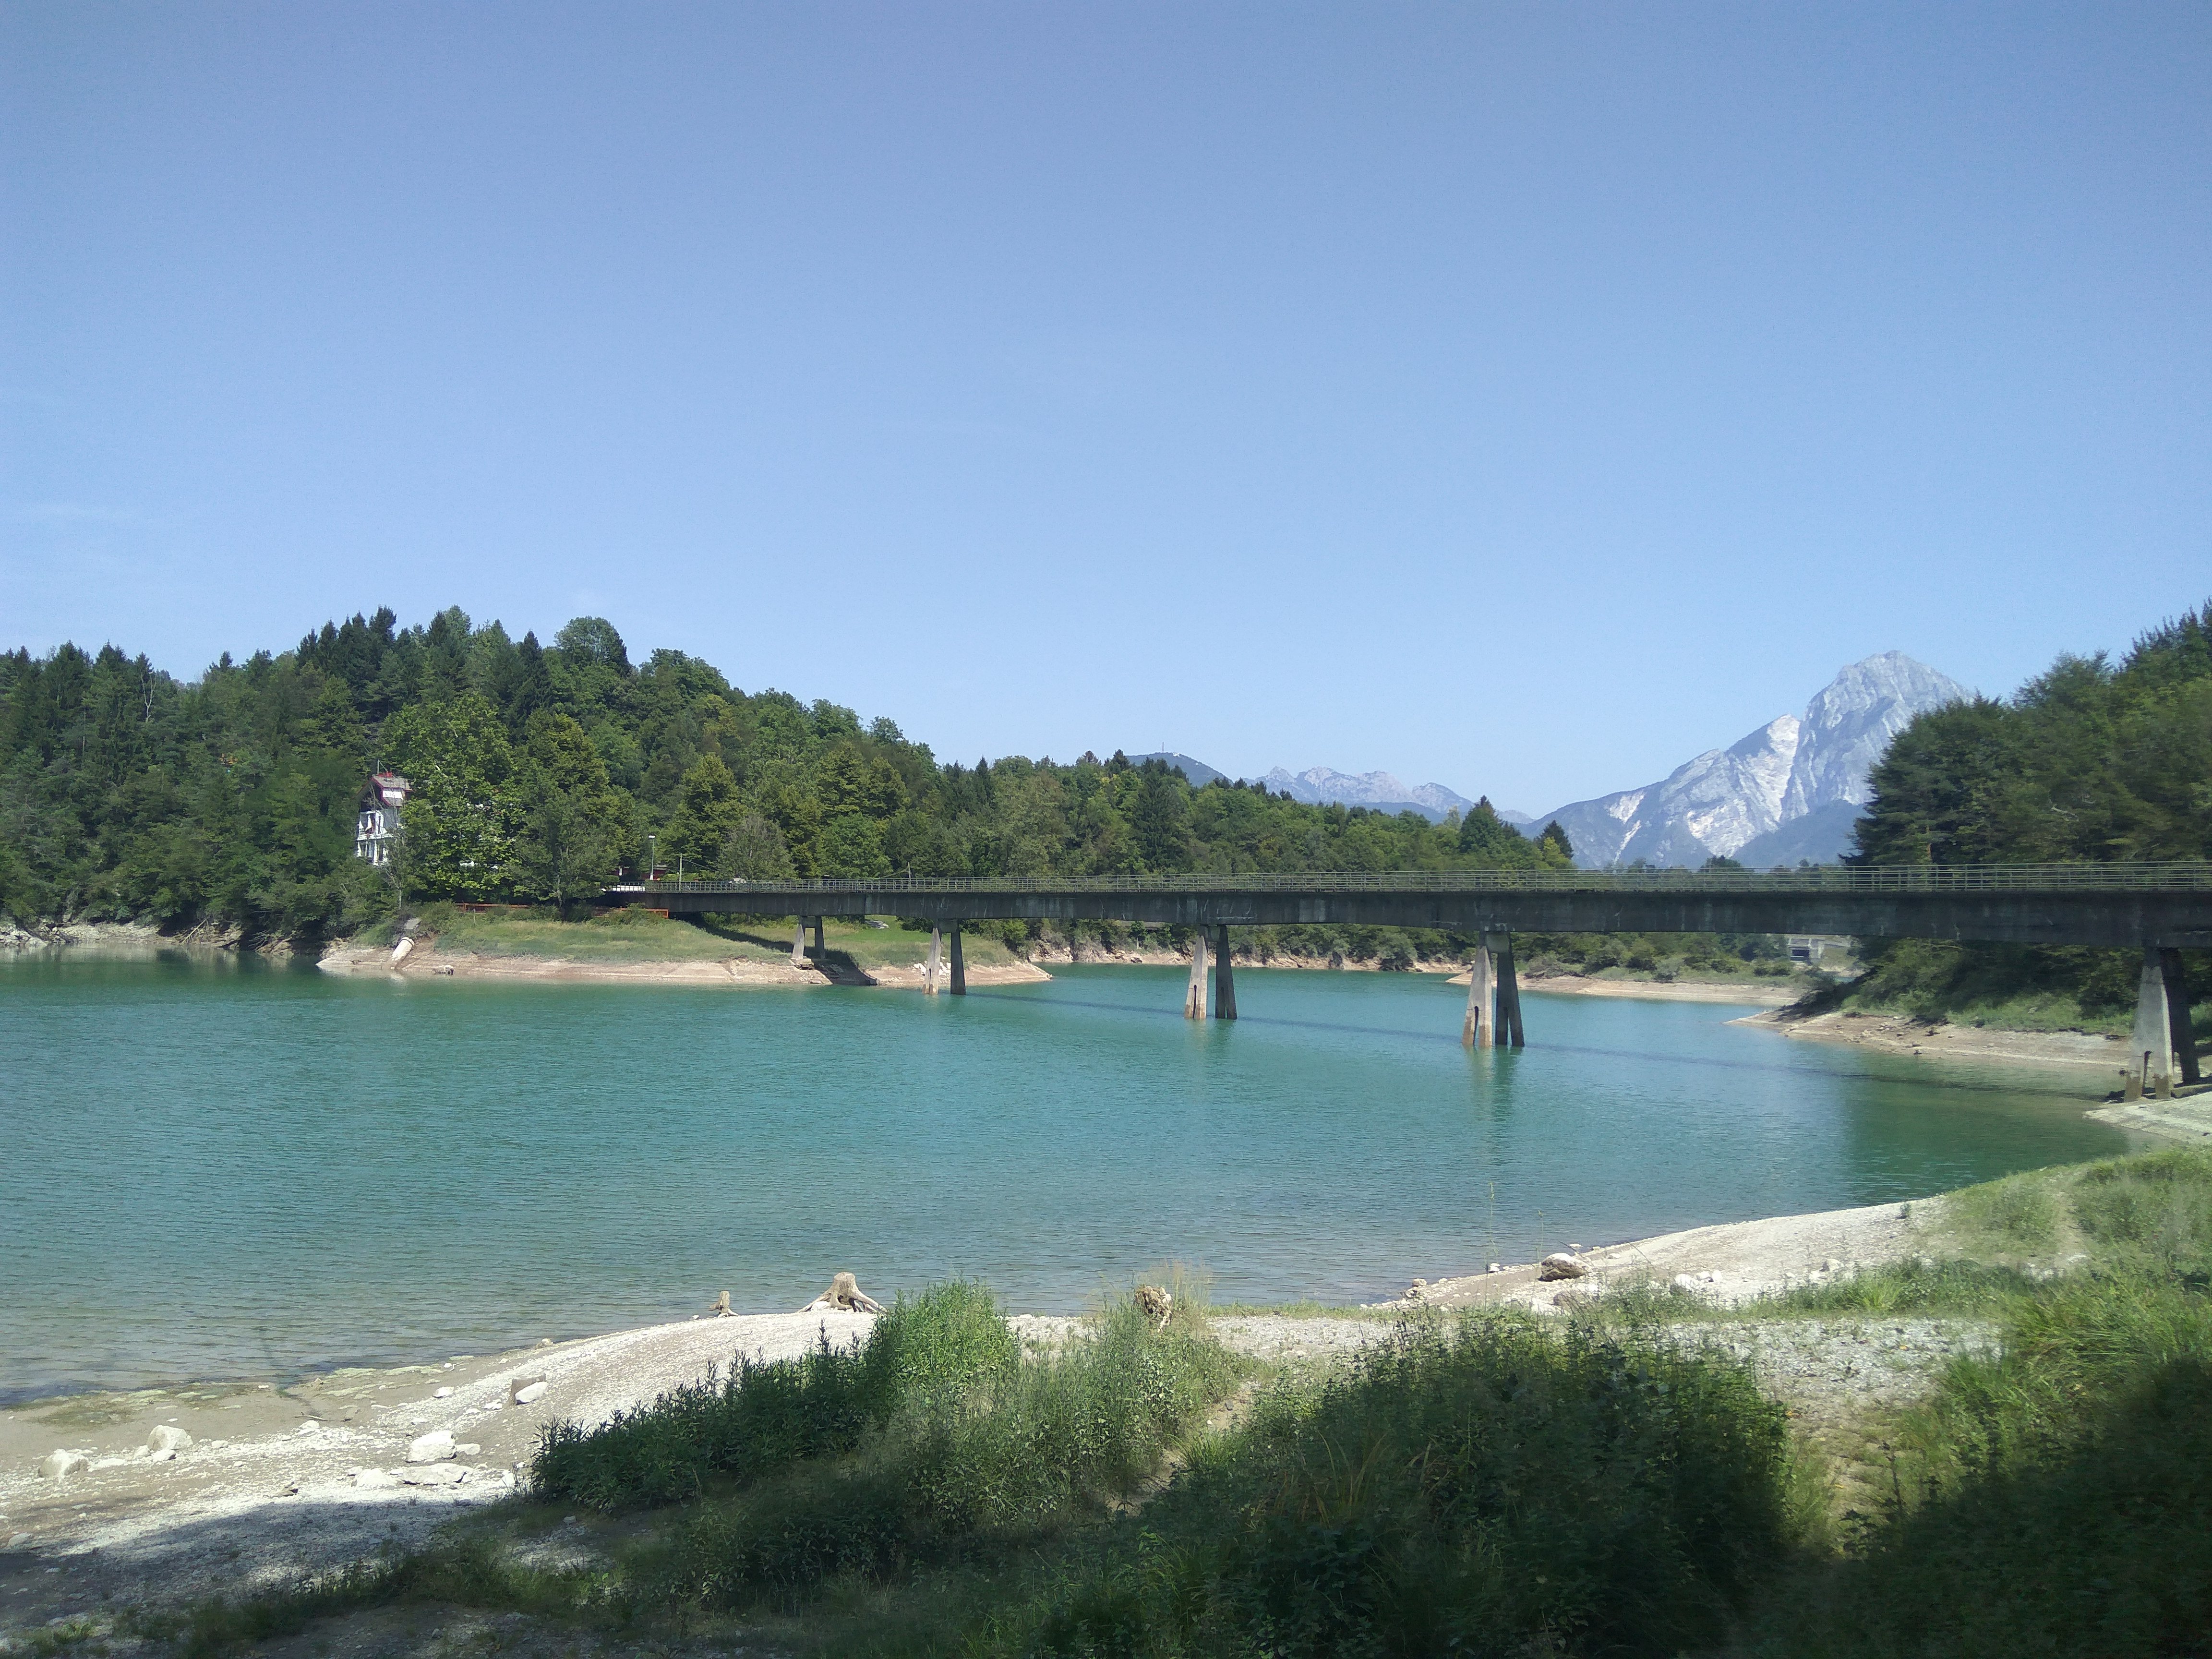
(1839, 599, 2212, 1023)
(0, 605, 1573, 949)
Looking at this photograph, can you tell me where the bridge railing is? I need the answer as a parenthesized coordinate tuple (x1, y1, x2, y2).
(607, 861, 2212, 898)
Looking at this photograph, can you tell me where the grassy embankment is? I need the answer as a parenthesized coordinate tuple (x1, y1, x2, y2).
(354, 904, 1032, 975)
(1786, 937, 2212, 1041)
(144, 1149, 2212, 1658)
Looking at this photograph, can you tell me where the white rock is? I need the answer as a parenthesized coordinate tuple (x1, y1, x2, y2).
(353, 1468, 399, 1489)
(1672, 1274, 1698, 1293)
(39, 1450, 90, 1481)
(455, 1442, 481, 1456)
(5, 1532, 31, 1549)
(1537, 1252, 1588, 1282)
(512, 1381, 547, 1405)
(295, 1421, 322, 1436)
(145, 1447, 175, 1464)
(147, 1425, 193, 1454)
(406, 1431, 456, 1464)
(433, 1387, 454, 1398)
(400, 1463, 465, 1487)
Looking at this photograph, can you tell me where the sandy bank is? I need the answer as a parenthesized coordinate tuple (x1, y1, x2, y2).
(314, 937, 1052, 989)
(1734, 1004, 2131, 1073)
(1450, 970, 1800, 1005)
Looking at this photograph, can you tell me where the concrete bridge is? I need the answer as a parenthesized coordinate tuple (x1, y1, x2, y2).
(599, 864, 2212, 1095)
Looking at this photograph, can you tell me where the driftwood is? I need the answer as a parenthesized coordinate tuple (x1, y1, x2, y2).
(1133, 1285, 1173, 1330)
(799, 1271, 886, 1314)
(709, 1290, 733, 1317)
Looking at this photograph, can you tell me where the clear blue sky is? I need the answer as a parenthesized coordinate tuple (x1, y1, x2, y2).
(5, 4, 2206, 814)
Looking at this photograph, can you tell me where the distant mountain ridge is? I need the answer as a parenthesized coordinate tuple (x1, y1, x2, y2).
(1123, 755, 1515, 824)
(1533, 652, 1971, 868)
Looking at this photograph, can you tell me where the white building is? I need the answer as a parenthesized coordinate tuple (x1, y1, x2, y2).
(355, 772, 410, 866)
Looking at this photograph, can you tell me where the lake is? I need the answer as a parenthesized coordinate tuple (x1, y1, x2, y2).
(0, 954, 2135, 1401)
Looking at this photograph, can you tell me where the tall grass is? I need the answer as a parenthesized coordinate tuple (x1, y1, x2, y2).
(1736, 1275, 2212, 1656)
(533, 1280, 1024, 1510)
(637, 1288, 1242, 1608)
(901, 1314, 1811, 1659)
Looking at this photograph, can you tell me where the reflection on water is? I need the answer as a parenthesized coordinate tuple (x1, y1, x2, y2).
(0, 955, 2136, 1398)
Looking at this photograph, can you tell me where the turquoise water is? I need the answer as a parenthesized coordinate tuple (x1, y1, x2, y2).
(0, 955, 2134, 1400)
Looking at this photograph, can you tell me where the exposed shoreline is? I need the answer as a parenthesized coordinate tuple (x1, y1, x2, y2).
(0, 1190, 1960, 1618)
(1732, 1003, 2131, 1071)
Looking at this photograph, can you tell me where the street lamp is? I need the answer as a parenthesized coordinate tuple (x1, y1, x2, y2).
(647, 833, 657, 883)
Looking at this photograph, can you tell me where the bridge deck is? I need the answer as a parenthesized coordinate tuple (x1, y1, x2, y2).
(600, 864, 2212, 948)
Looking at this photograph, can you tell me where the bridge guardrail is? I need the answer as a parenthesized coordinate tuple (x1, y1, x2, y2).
(607, 861, 2212, 899)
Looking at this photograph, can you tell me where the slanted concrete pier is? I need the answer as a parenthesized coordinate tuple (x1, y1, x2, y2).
(949, 922, 966, 995)
(1213, 924, 1238, 1020)
(1494, 931, 1525, 1048)
(1185, 928, 1208, 1021)
(1463, 939, 1494, 1048)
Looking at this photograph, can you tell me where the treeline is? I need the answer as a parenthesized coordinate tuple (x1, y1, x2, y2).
(1843, 599, 2212, 1023)
(0, 605, 1576, 943)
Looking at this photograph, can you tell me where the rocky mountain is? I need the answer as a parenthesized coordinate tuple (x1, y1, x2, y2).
(1535, 652, 1971, 868)
(1260, 766, 1494, 825)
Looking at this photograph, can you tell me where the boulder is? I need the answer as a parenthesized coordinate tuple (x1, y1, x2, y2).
(455, 1442, 481, 1456)
(406, 1431, 456, 1464)
(1671, 1274, 1699, 1293)
(1537, 1252, 1588, 1282)
(39, 1450, 89, 1481)
(147, 1425, 193, 1454)
(433, 1387, 453, 1398)
(400, 1463, 465, 1487)
(354, 1468, 399, 1489)
(511, 1380, 548, 1406)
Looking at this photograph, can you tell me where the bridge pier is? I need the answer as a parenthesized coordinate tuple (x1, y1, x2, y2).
(926, 926, 943, 995)
(2161, 948, 2200, 1085)
(1495, 930, 1525, 1047)
(2127, 949, 2176, 1100)
(1213, 925, 1238, 1020)
(1185, 928, 1209, 1020)
(813, 917, 826, 965)
(1463, 938, 1494, 1048)
(791, 917, 809, 969)
(949, 922, 966, 995)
